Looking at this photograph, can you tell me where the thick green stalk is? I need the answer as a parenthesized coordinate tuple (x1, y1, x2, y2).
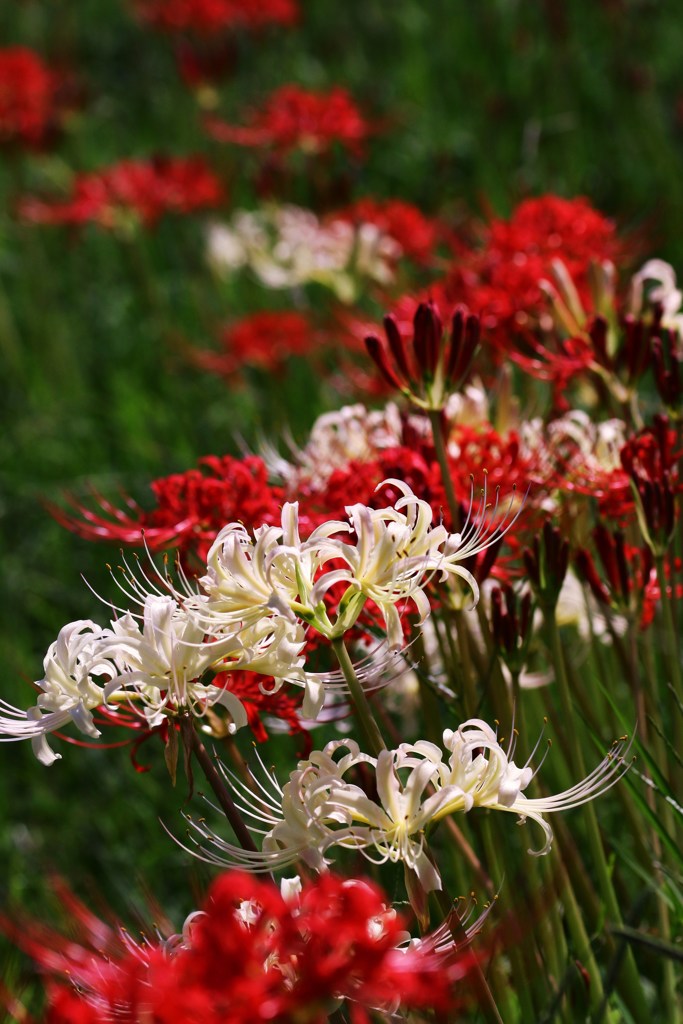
(479, 815, 540, 1023)
(553, 851, 613, 1021)
(332, 637, 387, 756)
(412, 624, 446, 746)
(428, 407, 460, 528)
(453, 608, 479, 716)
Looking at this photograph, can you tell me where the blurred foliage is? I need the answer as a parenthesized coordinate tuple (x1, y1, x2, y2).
(2, 0, 683, 991)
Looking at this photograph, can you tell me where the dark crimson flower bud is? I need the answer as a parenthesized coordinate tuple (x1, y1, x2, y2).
(446, 306, 481, 387)
(364, 300, 481, 410)
(364, 333, 404, 391)
(621, 314, 651, 384)
(383, 313, 415, 383)
(576, 526, 654, 620)
(575, 548, 611, 605)
(630, 472, 676, 555)
(413, 301, 443, 378)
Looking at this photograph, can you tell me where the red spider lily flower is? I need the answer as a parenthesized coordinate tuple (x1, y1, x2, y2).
(575, 525, 655, 628)
(620, 415, 680, 553)
(188, 310, 320, 378)
(54, 419, 540, 582)
(332, 198, 442, 266)
(135, 0, 299, 33)
(505, 327, 595, 394)
(525, 309, 657, 403)
(365, 300, 481, 410)
(3, 872, 470, 1023)
(499, 309, 653, 408)
(212, 670, 310, 749)
(550, 416, 680, 529)
(297, 432, 538, 576)
(52, 454, 284, 568)
(445, 195, 623, 354)
(206, 85, 374, 158)
(18, 156, 224, 229)
(0, 48, 63, 147)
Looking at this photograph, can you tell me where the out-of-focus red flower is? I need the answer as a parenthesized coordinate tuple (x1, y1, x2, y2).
(0, 47, 61, 146)
(54, 421, 541, 578)
(297, 432, 539, 575)
(575, 525, 657, 629)
(18, 156, 224, 229)
(548, 416, 681, 525)
(189, 310, 320, 378)
(52, 454, 284, 567)
(174, 38, 237, 87)
(5, 872, 465, 1023)
(135, 0, 299, 33)
(333, 198, 442, 266)
(446, 195, 623, 353)
(206, 85, 374, 158)
(619, 414, 681, 550)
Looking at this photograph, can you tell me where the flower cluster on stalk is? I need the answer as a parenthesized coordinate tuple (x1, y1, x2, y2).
(19, 156, 224, 230)
(184, 720, 632, 892)
(206, 85, 373, 158)
(2, 480, 513, 760)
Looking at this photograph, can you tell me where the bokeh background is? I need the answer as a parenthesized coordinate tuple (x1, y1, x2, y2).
(2, 0, 683, 994)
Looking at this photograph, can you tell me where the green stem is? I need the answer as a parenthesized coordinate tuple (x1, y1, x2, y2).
(479, 815, 539, 1023)
(412, 624, 445, 746)
(181, 716, 258, 853)
(453, 608, 479, 716)
(332, 637, 387, 756)
(554, 849, 612, 1021)
(545, 613, 649, 1021)
(428, 407, 460, 528)
(655, 553, 683, 729)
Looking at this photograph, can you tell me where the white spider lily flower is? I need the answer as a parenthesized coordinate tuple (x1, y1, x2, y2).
(198, 509, 349, 637)
(2, 590, 309, 763)
(109, 590, 312, 718)
(259, 403, 404, 490)
(199, 479, 513, 653)
(183, 720, 631, 891)
(207, 206, 400, 303)
(0, 620, 118, 765)
(629, 258, 683, 338)
(104, 596, 247, 729)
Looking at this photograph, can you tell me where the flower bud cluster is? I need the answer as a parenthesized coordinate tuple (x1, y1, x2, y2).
(365, 300, 481, 410)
